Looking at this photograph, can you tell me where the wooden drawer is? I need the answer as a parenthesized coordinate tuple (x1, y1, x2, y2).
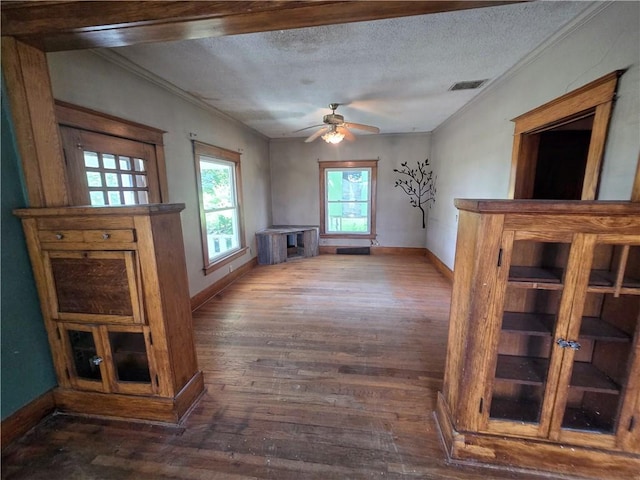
(39, 229, 136, 245)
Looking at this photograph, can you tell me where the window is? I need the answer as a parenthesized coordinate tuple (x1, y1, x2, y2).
(194, 141, 246, 274)
(319, 160, 377, 239)
(56, 101, 166, 206)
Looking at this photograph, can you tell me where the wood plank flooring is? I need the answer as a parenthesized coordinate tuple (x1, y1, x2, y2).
(2, 255, 545, 479)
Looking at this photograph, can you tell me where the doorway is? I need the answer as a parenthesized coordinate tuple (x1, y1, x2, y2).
(509, 71, 621, 200)
(531, 115, 594, 200)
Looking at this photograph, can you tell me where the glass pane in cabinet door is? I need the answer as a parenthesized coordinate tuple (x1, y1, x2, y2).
(561, 245, 639, 433)
(68, 330, 102, 381)
(108, 332, 151, 383)
(490, 274, 564, 423)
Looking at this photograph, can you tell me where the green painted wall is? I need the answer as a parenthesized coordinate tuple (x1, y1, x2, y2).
(1, 80, 57, 420)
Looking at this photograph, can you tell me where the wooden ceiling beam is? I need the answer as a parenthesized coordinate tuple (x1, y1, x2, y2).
(2, 1, 524, 52)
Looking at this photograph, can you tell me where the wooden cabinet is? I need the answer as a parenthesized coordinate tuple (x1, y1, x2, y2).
(15, 204, 204, 423)
(436, 200, 640, 479)
(256, 226, 319, 265)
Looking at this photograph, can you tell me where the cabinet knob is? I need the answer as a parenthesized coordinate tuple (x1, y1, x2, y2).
(102, 233, 111, 240)
(55, 233, 64, 240)
(90, 355, 104, 366)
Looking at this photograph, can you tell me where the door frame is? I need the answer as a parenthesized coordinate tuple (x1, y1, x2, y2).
(508, 71, 623, 201)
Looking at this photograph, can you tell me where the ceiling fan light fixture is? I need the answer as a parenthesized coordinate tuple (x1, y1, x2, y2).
(322, 127, 345, 144)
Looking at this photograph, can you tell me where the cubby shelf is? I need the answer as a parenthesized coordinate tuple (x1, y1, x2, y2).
(501, 312, 554, 336)
(508, 267, 565, 290)
(570, 362, 620, 394)
(495, 355, 548, 386)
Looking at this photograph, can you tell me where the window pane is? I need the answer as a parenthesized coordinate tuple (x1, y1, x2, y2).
(103, 154, 117, 169)
(84, 151, 99, 168)
(86, 171, 102, 187)
(121, 174, 133, 187)
(119, 157, 132, 170)
(90, 191, 106, 206)
(325, 168, 371, 234)
(135, 175, 147, 187)
(108, 191, 122, 205)
(200, 160, 234, 210)
(205, 209, 239, 260)
(105, 173, 119, 187)
(137, 191, 149, 204)
(134, 158, 146, 172)
(123, 191, 136, 205)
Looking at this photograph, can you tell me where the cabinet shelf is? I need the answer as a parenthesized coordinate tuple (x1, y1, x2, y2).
(570, 362, 620, 394)
(579, 316, 631, 342)
(587, 270, 640, 295)
(490, 397, 540, 423)
(495, 355, 549, 386)
(502, 312, 554, 336)
(508, 266, 564, 289)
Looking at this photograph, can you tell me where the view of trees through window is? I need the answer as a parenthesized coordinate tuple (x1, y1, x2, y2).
(199, 157, 239, 261)
(326, 168, 371, 234)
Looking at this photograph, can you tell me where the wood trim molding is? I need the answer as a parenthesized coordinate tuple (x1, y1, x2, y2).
(55, 101, 165, 145)
(632, 152, 640, 202)
(191, 257, 257, 311)
(1, 37, 68, 207)
(1, 390, 56, 450)
(319, 160, 378, 238)
(426, 248, 454, 282)
(509, 70, 622, 201)
(1, 2, 519, 52)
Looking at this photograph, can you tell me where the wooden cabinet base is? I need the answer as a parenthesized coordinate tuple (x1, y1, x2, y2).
(435, 393, 640, 480)
(53, 371, 204, 424)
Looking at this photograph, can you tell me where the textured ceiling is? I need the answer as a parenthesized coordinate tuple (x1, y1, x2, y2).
(111, 1, 592, 140)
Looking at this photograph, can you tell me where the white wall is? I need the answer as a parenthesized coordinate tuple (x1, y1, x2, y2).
(270, 133, 432, 248)
(428, 2, 640, 269)
(47, 51, 272, 296)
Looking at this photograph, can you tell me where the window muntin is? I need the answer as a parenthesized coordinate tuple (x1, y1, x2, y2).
(83, 151, 150, 206)
(319, 160, 377, 239)
(194, 142, 246, 273)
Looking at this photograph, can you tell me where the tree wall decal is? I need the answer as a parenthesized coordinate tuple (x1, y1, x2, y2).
(393, 159, 436, 229)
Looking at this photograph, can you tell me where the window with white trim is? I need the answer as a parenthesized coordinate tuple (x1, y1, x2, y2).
(194, 141, 246, 274)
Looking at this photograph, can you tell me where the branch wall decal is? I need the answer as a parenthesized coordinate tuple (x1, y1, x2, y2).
(393, 158, 436, 229)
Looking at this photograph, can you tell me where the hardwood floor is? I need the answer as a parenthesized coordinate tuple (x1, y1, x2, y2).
(3, 255, 547, 479)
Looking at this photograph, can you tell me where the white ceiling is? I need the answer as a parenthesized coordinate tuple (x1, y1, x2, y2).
(110, 1, 592, 140)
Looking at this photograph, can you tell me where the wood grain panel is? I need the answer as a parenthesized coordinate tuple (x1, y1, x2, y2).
(2, 1, 519, 51)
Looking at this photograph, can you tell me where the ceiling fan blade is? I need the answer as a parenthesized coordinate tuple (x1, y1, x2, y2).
(305, 127, 329, 143)
(343, 122, 380, 134)
(337, 126, 356, 142)
(293, 123, 324, 133)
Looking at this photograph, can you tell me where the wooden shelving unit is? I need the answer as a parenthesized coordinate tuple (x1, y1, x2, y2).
(436, 199, 640, 479)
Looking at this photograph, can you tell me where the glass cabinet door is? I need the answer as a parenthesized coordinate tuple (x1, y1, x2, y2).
(62, 324, 155, 395)
(105, 327, 155, 395)
(558, 243, 639, 436)
(64, 325, 108, 392)
(487, 238, 572, 434)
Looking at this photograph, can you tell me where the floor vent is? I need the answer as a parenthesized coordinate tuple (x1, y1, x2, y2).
(336, 247, 370, 255)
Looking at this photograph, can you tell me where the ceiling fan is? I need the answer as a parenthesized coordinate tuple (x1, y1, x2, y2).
(296, 103, 380, 144)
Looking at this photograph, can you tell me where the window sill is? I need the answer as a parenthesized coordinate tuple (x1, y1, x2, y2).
(203, 247, 248, 275)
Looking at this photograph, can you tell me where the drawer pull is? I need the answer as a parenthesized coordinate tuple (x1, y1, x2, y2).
(55, 233, 64, 240)
(102, 233, 111, 240)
